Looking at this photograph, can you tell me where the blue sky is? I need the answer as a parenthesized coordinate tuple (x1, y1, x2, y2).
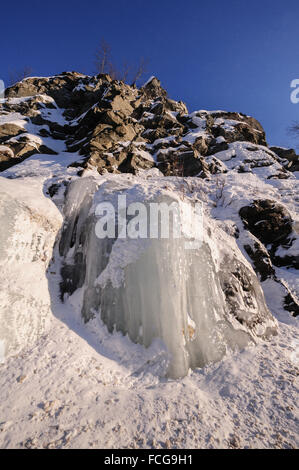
(1, 0, 299, 148)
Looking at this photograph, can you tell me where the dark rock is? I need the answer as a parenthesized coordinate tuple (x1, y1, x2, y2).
(118, 149, 155, 174)
(140, 77, 167, 100)
(284, 291, 299, 317)
(157, 147, 207, 177)
(192, 135, 210, 155)
(149, 100, 164, 115)
(219, 256, 276, 332)
(0, 137, 57, 172)
(243, 241, 275, 282)
(270, 147, 299, 172)
(210, 112, 267, 146)
(5, 72, 88, 108)
(207, 157, 227, 174)
(207, 137, 229, 155)
(0, 145, 14, 162)
(270, 146, 297, 162)
(239, 200, 293, 246)
(272, 251, 299, 270)
(60, 258, 86, 300)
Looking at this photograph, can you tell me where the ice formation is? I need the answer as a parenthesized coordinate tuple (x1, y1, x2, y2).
(60, 175, 277, 378)
(0, 177, 62, 358)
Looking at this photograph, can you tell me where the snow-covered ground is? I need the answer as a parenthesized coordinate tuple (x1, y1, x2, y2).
(0, 297, 297, 449)
(0, 157, 298, 448)
(0, 81, 298, 448)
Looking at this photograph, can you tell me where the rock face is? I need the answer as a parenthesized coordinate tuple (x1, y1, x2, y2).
(270, 146, 299, 172)
(239, 200, 298, 271)
(239, 200, 293, 246)
(0, 71, 298, 371)
(3, 71, 295, 178)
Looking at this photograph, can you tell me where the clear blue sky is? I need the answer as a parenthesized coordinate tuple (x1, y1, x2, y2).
(1, 0, 299, 148)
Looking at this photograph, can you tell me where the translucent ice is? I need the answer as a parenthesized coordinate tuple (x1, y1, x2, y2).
(60, 176, 277, 378)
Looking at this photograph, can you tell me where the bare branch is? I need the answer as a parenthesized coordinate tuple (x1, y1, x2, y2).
(94, 39, 111, 74)
(93, 39, 149, 85)
(287, 121, 299, 136)
(107, 61, 118, 80)
(120, 61, 131, 83)
(8, 66, 34, 86)
(131, 57, 148, 86)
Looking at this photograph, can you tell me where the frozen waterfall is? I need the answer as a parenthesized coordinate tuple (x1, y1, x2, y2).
(59, 175, 277, 378)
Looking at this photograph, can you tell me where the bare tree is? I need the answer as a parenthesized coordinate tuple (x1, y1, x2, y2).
(94, 39, 148, 85)
(131, 57, 148, 86)
(8, 66, 34, 86)
(286, 121, 299, 152)
(120, 61, 131, 83)
(94, 39, 111, 74)
(288, 121, 299, 137)
(107, 61, 118, 80)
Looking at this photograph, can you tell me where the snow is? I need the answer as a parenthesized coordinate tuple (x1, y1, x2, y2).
(6, 94, 55, 105)
(0, 177, 62, 359)
(0, 161, 297, 449)
(73, 83, 87, 92)
(213, 117, 244, 131)
(55, 174, 277, 380)
(0, 168, 297, 446)
(133, 148, 155, 162)
(276, 238, 299, 258)
(1, 151, 80, 179)
(0, 84, 298, 448)
(0, 301, 297, 448)
(0, 112, 27, 128)
(39, 107, 68, 127)
(152, 135, 177, 146)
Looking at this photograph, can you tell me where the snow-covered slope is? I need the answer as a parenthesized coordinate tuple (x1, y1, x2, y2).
(0, 72, 298, 448)
(0, 177, 62, 359)
(0, 308, 297, 449)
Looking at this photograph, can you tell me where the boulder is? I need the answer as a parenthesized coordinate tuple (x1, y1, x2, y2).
(118, 149, 155, 174)
(140, 77, 167, 100)
(0, 123, 25, 141)
(0, 138, 58, 172)
(239, 199, 293, 246)
(270, 146, 299, 172)
(243, 240, 275, 282)
(0, 145, 14, 162)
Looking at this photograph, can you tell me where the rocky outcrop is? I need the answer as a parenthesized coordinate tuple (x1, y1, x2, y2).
(270, 146, 299, 172)
(239, 199, 293, 246)
(2, 72, 291, 179)
(239, 199, 298, 270)
(1, 71, 298, 325)
(0, 123, 25, 140)
(0, 137, 57, 171)
(243, 239, 275, 282)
